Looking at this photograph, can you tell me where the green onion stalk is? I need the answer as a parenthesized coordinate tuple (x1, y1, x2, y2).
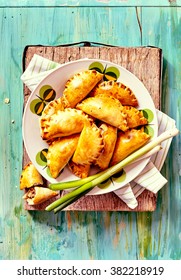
(46, 128, 179, 213)
(49, 145, 161, 191)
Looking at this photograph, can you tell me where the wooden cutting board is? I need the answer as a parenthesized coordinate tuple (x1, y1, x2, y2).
(23, 44, 162, 211)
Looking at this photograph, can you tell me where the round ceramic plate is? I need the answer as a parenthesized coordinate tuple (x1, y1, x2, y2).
(23, 58, 158, 195)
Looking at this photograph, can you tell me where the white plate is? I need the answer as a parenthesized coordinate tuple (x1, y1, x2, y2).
(23, 58, 158, 195)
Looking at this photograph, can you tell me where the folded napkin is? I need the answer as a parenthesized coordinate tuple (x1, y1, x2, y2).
(21, 54, 176, 209)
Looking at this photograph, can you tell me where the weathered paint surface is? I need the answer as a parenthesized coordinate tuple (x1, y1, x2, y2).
(0, 2, 180, 260)
(0, 0, 180, 7)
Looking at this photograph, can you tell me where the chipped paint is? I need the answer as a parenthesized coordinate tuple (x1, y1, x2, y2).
(66, 212, 72, 230)
(103, 212, 111, 230)
(113, 218, 126, 248)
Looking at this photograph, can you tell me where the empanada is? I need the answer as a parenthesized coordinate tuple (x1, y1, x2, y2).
(41, 97, 64, 118)
(62, 70, 103, 108)
(47, 134, 80, 178)
(68, 160, 90, 178)
(23, 186, 58, 205)
(40, 108, 87, 140)
(90, 80, 138, 106)
(72, 121, 104, 165)
(76, 95, 128, 131)
(95, 123, 117, 170)
(123, 106, 148, 128)
(20, 162, 43, 190)
(110, 129, 150, 166)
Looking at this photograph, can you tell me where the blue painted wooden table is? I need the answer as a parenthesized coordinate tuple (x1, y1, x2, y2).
(0, 0, 180, 260)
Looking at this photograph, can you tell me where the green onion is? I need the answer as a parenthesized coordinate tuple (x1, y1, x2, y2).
(53, 188, 93, 213)
(49, 173, 100, 191)
(49, 145, 162, 191)
(45, 128, 179, 213)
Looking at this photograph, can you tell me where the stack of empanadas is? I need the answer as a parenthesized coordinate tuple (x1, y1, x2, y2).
(20, 162, 59, 205)
(38, 69, 150, 179)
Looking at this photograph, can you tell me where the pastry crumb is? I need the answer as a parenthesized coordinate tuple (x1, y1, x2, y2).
(4, 98, 10, 104)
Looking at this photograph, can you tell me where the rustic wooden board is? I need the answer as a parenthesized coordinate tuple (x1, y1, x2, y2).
(23, 45, 162, 211)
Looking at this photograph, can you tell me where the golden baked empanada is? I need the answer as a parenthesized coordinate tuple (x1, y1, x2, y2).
(76, 95, 128, 131)
(96, 123, 117, 170)
(41, 97, 64, 117)
(90, 80, 138, 106)
(110, 129, 150, 166)
(47, 134, 80, 178)
(62, 70, 103, 108)
(40, 108, 87, 140)
(72, 121, 104, 165)
(68, 160, 90, 178)
(123, 106, 148, 128)
(20, 162, 43, 190)
(23, 186, 58, 205)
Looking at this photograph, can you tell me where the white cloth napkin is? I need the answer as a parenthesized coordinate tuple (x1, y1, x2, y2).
(21, 54, 176, 209)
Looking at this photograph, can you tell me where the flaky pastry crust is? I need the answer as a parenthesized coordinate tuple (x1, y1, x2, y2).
(40, 108, 87, 141)
(62, 70, 103, 108)
(72, 121, 104, 165)
(110, 128, 150, 166)
(47, 134, 80, 178)
(95, 123, 117, 170)
(90, 80, 138, 106)
(20, 162, 43, 190)
(76, 95, 128, 131)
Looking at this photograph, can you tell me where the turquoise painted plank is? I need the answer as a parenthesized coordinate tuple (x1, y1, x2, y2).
(29, 211, 141, 260)
(0, 7, 141, 46)
(0, 5, 180, 261)
(142, 7, 181, 260)
(0, 0, 181, 7)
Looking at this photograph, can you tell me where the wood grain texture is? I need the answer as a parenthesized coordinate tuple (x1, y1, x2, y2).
(23, 45, 161, 212)
(0, 4, 180, 260)
(24, 46, 162, 109)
